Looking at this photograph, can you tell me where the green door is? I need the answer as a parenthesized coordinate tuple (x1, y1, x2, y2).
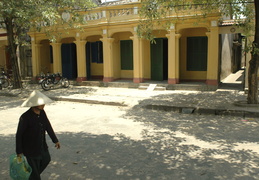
(86, 42, 91, 80)
(86, 41, 103, 80)
(151, 38, 168, 81)
(61, 43, 77, 79)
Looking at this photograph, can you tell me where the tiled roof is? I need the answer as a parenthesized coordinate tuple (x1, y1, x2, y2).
(220, 19, 245, 26)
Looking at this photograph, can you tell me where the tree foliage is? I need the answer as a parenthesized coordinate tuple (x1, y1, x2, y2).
(0, 0, 95, 88)
(139, 0, 258, 104)
(138, 0, 254, 39)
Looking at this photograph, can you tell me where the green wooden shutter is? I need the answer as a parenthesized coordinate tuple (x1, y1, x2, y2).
(187, 37, 208, 71)
(50, 46, 53, 64)
(91, 42, 98, 63)
(151, 38, 164, 81)
(120, 40, 133, 70)
(97, 41, 103, 63)
(86, 42, 91, 79)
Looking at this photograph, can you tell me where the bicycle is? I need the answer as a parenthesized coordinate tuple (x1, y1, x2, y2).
(0, 67, 11, 89)
(40, 72, 69, 91)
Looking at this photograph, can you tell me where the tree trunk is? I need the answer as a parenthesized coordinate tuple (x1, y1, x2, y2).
(19, 46, 26, 79)
(247, 54, 259, 104)
(247, 0, 259, 104)
(5, 17, 22, 89)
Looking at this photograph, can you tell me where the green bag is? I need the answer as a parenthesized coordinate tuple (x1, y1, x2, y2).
(9, 154, 32, 180)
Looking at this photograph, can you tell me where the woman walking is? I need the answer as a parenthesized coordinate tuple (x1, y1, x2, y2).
(16, 90, 60, 180)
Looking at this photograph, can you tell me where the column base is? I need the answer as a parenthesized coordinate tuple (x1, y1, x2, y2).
(32, 76, 37, 81)
(168, 78, 179, 84)
(31, 76, 38, 83)
(133, 78, 144, 83)
(103, 77, 114, 82)
(206, 79, 218, 86)
(76, 77, 87, 82)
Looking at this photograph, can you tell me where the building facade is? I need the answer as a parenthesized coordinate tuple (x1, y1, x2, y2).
(22, 0, 244, 89)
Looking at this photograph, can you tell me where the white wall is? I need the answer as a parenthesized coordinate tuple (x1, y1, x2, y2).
(220, 34, 234, 81)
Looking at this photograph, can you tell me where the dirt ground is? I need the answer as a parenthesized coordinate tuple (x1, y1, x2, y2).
(1, 86, 259, 180)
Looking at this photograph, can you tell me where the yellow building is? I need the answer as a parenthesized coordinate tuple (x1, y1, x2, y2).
(26, 0, 243, 90)
(0, 30, 9, 69)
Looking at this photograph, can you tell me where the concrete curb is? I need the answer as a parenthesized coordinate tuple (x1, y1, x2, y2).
(50, 96, 259, 118)
(144, 104, 259, 118)
(50, 96, 127, 107)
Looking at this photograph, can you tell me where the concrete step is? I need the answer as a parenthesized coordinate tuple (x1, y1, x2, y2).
(138, 85, 166, 91)
(167, 84, 217, 91)
(74, 80, 217, 91)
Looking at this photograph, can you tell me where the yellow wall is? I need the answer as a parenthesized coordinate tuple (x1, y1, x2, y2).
(0, 38, 8, 68)
(0, 46, 6, 67)
(152, 30, 167, 38)
(112, 32, 132, 40)
(87, 35, 102, 42)
(91, 63, 103, 76)
(40, 40, 52, 73)
(121, 70, 133, 78)
(61, 37, 76, 43)
(143, 39, 151, 79)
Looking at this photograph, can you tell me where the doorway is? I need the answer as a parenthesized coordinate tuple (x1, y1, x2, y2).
(61, 43, 77, 79)
(150, 38, 168, 81)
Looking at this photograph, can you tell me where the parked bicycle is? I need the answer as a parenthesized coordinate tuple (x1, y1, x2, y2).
(37, 66, 49, 84)
(37, 72, 48, 84)
(0, 67, 11, 89)
(40, 72, 69, 91)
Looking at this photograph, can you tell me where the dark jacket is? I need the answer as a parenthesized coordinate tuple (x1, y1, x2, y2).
(16, 108, 58, 157)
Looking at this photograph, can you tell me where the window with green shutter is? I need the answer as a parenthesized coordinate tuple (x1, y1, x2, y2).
(187, 37, 208, 71)
(120, 40, 133, 70)
(90, 41, 103, 64)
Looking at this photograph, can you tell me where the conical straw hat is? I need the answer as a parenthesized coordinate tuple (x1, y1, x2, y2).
(21, 90, 53, 107)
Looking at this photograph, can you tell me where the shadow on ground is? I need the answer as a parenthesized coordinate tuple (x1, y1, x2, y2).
(0, 86, 97, 110)
(0, 98, 24, 110)
(2, 115, 259, 180)
(1, 91, 259, 180)
(137, 90, 247, 109)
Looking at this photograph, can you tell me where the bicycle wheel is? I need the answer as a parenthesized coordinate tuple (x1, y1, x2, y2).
(61, 78, 69, 88)
(21, 80, 29, 89)
(41, 79, 52, 91)
(1, 78, 10, 88)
